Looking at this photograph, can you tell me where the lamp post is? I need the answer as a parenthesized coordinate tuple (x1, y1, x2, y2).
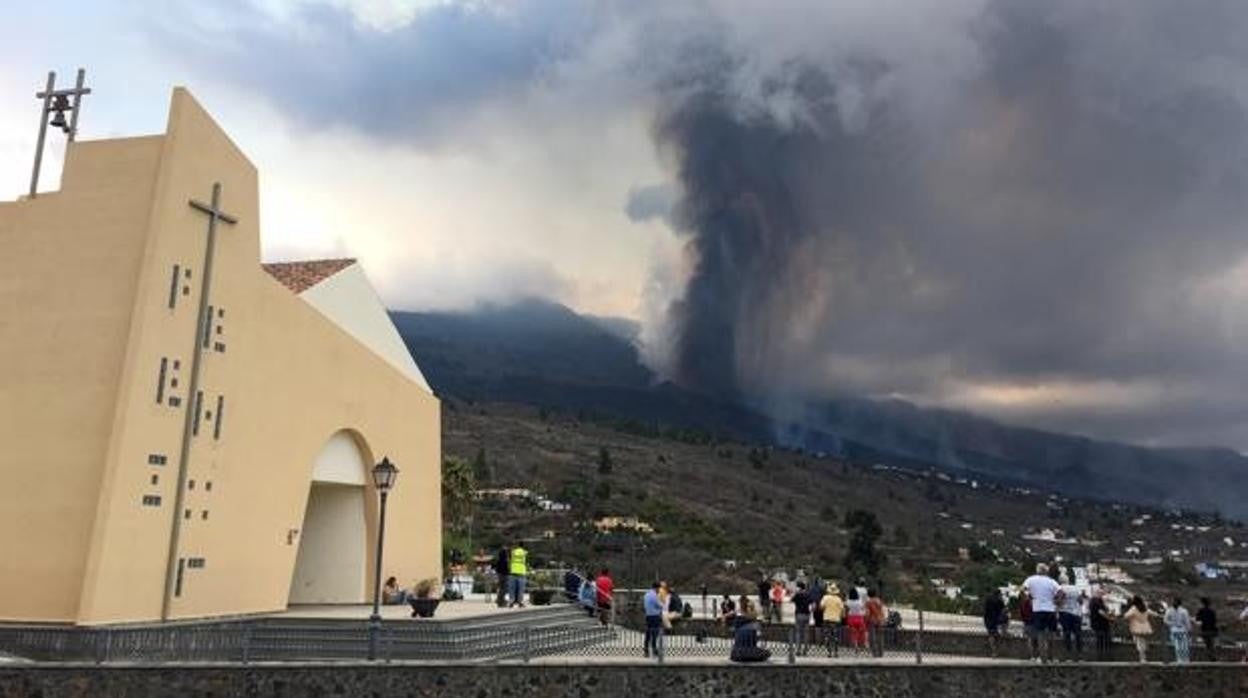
(368, 456, 399, 661)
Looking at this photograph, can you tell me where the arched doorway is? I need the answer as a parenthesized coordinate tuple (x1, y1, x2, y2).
(288, 431, 369, 604)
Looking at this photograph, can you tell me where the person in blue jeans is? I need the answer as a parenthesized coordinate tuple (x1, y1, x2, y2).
(1164, 597, 1193, 664)
(643, 581, 665, 660)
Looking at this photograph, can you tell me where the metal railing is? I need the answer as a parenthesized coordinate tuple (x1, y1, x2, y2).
(2, 596, 1243, 665)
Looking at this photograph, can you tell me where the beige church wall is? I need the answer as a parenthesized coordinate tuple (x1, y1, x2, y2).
(70, 89, 441, 625)
(0, 136, 165, 622)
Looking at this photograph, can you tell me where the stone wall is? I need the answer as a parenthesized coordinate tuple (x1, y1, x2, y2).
(2, 663, 1246, 698)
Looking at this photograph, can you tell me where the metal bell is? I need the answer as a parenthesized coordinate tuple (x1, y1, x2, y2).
(49, 95, 70, 132)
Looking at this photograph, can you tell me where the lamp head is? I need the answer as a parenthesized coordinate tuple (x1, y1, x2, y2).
(372, 456, 399, 492)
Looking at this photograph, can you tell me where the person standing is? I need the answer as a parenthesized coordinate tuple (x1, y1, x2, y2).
(820, 583, 845, 657)
(1164, 597, 1193, 664)
(792, 581, 812, 656)
(719, 594, 738, 628)
(1022, 563, 1060, 662)
(757, 576, 772, 622)
(1020, 590, 1038, 660)
(507, 541, 528, 608)
(643, 581, 665, 660)
(845, 588, 868, 655)
(768, 580, 785, 624)
(1088, 588, 1113, 661)
(811, 577, 826, 633)
(1122, 595, 1155, 663)
(1057, 575, 1084, 660)
(983, 588, 1008, 657)
(595, 568, 615, 625)
(578, 573, 598, 617)
(493, 545, 510, 608)
(1194, 597, 1218, 662)
(866, 589, 887, 658)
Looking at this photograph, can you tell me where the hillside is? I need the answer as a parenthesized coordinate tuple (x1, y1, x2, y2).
(393, 300, 1248, 519)
(442, 400, 1248, 608)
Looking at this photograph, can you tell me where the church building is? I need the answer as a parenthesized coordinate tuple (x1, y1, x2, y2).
(0, 87, 441, 624)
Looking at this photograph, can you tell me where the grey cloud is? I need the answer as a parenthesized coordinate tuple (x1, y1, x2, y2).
(151, 0, 602, 148)
(624, 183, 677, 224)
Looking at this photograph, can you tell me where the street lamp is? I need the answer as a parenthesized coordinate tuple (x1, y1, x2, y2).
(368, 456, 399, 661)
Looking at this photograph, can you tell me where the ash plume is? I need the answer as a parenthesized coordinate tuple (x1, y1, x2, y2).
(650, 0, 1248, 448)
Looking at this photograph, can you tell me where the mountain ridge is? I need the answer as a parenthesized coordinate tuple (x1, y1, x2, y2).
(391, 299, 1248, 518)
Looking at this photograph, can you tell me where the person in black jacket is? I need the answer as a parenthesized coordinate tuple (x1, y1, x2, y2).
(1087, 588, 1113, 660)
(493, 546, 509, 608)
(1195, 597, 1219, 662)
(983, 588, 1007, 657)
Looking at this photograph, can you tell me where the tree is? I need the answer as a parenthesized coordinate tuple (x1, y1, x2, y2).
(471, 447, 491, 483)
(442, 456, 475, 533)
(597, 447, 613, 475)
(844, 509, 886, 578)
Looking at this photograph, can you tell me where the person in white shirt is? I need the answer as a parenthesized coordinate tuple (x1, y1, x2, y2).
(1057, 575, 1084, 659)
(1022, 563, 1061, 662)
(1163, 597, 1194, 664)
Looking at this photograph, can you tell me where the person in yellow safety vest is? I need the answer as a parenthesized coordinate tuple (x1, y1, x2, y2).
(508, 543, 528, 608)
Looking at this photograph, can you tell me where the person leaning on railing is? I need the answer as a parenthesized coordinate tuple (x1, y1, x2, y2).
(595, 568, 614, 626)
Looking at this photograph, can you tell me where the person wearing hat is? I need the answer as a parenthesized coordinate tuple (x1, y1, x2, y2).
(819, 582, 846, 657)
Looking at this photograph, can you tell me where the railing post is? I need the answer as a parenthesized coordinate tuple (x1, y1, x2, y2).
(241, 622, 252, 664)
(787, 625, 796, 664)
(523, 626, 532, 663)
(915, 609, 924, 665)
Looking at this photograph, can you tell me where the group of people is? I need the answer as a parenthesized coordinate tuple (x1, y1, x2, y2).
(491, 542, 529, 608)
(985, 562, 1246, 663)
(716, 576, 894, 661)
(565, 567, 615, 625)
(642, 579, 693, 660)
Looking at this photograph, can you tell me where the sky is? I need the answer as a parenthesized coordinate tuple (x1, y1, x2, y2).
(4, 1, 1248, 453)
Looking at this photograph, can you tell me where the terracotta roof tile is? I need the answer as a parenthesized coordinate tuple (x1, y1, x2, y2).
(262, 258, 356, 294)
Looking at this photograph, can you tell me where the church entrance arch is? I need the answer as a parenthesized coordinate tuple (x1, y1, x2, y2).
(288, 430, 370, 604)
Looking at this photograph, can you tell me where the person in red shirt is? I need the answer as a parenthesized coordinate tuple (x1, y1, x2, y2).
(595, 568, 615, 625)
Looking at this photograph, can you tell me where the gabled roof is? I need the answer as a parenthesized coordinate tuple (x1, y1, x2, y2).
(262, 258, 356, 294)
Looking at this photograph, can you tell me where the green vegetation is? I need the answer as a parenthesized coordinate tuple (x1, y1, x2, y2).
(844, 509, 885, 578)
(442, 455, 475, 533)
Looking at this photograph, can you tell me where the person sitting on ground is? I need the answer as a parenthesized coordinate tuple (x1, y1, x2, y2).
(730, 596, 771, 663)
(1195, 597, 1218, 662)
(382, 576, 408, 605)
